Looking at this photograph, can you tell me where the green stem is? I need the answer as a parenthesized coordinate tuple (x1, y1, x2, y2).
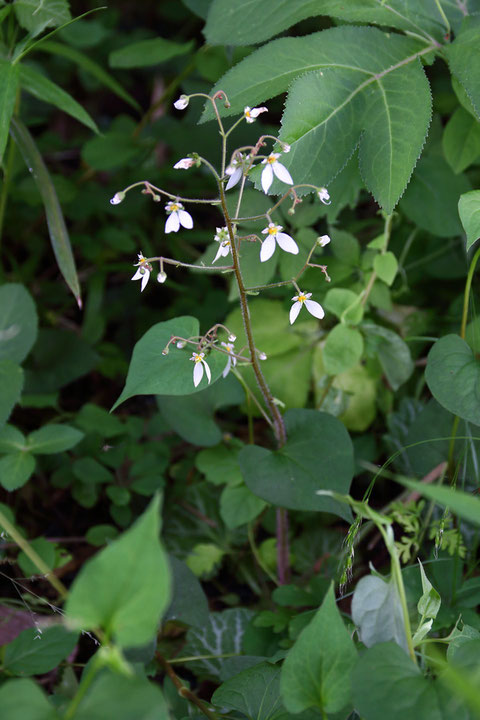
(433, 0, 451, 36)
(460, 245, 480, 340)
(0, 127, 17, 278)
(361, 213, 393, 307)
(64, 654, 102, 720)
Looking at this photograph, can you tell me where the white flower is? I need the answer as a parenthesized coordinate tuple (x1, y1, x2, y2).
(190, 352, 211, 387)
(317, 234, 331, 247)
(165, 201, 193, 233)
(225, 153, 246, 191)
(244, 106, 268, 123)
(260, 223, 298, 262)
(228, 334, 236, 342)
(173, 157, 195, 170)
(110, 191, 125, 205)
(213, 226, 231, 263)
(131, 253, 152, 292)
(174, 95, 189, 110)
(261, 153, 293, 194)
(221, 341, 237, 378)
(259, 352, 267, 360)
(281, 143, 291, 153)
(318, 187, 331, 205)
(157, 271, 167, 283)
(289, 291, 325, 324)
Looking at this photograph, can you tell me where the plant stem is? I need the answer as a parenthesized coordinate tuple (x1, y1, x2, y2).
(0, 126, 17, 279)
(460, 245, 480, 340)
(156, 653, 220, 720)
(361, 212, 393, 307)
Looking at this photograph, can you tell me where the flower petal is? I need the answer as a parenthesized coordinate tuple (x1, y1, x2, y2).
(203, 359, 211, 384)
(165, 212, 180, 233)
(131, 268, 143, 281)
(140, 270, 150, 292)
(226, 167, 242, 190)
(213, 244, 224, 263)
(276, 232, 299, 255)
(222, 356, 231, 378)
(193, 361, 204, 387)
(260, 234, 276, 262)
(272, 161, 293, 185)
(305, 299, 325, 319)
(289, 301, 302, 324)
(178, 210, 193, 229)
(261, 164, 273, 194)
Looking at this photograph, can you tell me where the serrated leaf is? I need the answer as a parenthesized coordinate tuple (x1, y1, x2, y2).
(9, 118, 81, 306)
(14, 0, 71, 36)
(374, 252, 398, 286)
(396, 477, 480, 527)
(458, 190, 480, 250)
(446, 17, 480, 119)
(0, 60, 19, 164)
(443, 107, 480, 174)
(109, 37, 193, 68)
(19, 65, 99, 133)
(113, 317, 228, 410)
(0, 360, 23, 429)
(26, 424, 84, 455)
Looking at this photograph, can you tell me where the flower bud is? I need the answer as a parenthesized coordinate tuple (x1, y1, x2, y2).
(162, 348, 169, 355)
(174, 95, 189, 110)
(317, 234, 331, 247)
(176, 340, 186, 349)
(157, 271, 167, 283)
(287, 208, 295, 215)
(110, 191, 125, 205)
(228, 334, 236, 342)
(259, 352, 267, 361)
(282, 143, 291, 153)
(153, 194, 161, 202)
(317, 187, 331, 205)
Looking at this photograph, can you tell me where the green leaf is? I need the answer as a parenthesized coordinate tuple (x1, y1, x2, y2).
(186, 542, 225, 578)
(396, 477, 480, 527)
(75, 403, 125, 438)
(196, 443, 244, 486)
(323, 325, 364, 375)
(220, 484, 267, 529)
(157, 373, 244, 446)
(399, 152, 471, 237)
(26, 424, 84, 454)
(425, 334, 480, 425)
(443, 107, 480, 174)
(323, 288, 364, 325)
(65, 496, 171, 647)
(19, 65, 99, 133)
(280, 584, 357, 714)
(0, 424, 26, 452)
(374, 252, 398, 286)
(38, 40, 141, 112)
(181, 608, 254, 679)
(417, 560, 441, 620)
(458, 190, 480, 250)
(239, 409, 353, 519)
(9, 118, 81, 307)
(0, 61, 19, 164)
(24, 329, 98, 393)
(363, 323, 414, 390)
(446, 17, 480, 119)
(0, 360, 23, 428)
(0, 283, 38, 364)
(14, 0, 71, 36)
(0, 451, 35, 491)
(225, 299, 300, 358)
(113, 317, 228, 410)
(4, 625, 78, 676)
(351, 575, 407, 652)
(73, 672, 168, 720)
(109, 37, 194, 68)
(335, 364, 378, 432)
(213, 662, 284, 720)
(164, 555, 209, 628)
(0, 678, 58, 720)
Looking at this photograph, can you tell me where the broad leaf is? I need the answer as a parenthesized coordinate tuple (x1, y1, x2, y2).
(213, 662, 284, 720)
(280, 584, 357, 714)
(363, 323, 414, 390)
(110, 37, 193, 68)
(374, 252, 398, 286)
(220, 484, 267, 528)
(445, 17, 480, 119)
(352, 575, 407, 652)
(19, 65, 99, 133)
(10, 118, 81, 307)
(425, 334, 480, 425)
(13, 0, 71, 36)
(25, 424, 84, 455)
(4, 626, 78, 676)
(73, 672, 168, 720)
(239, 409, 354, 519)
(163, 555, 209, 628)
(0, 360, 23, 428)
(65, 496, 171, 647)
(323, 325, 364, 375)
(113, 317, 228, 410)
(0, 284, 37, 364)
(443, 107, 480, 174)
(0, 60, 19, 164)
(0, 452, 35, 491)
(0, 678, 58, 720)
(458, 190, 480, 250)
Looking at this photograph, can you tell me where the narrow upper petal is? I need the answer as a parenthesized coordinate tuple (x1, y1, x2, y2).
(261, 164, 273, 194)
(260, 234, 276, 262)
(272, 161, 293, 185)
(289, 301, 302, 324)
(305, 299, 325, 319)
(203, 359, 211, 384)
(193, 361, 204, 387)
(276, 232, 299, 255)
(165, 212, 180, 233)
(178, 209, 193, 229)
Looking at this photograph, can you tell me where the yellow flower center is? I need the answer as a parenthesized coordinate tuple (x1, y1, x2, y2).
(193, 354, 203, 363)
(225, 344, 233, 353)
(170, 203, 179, 212)
(298, 294, 307, 303)
(267, 155, 276, 164)
(268, 226, 278, 235)
(245, 110, 251, 118)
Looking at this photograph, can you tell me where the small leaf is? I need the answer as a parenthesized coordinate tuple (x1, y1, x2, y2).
(458, 190, 480, 250)
(4, 625, 78, 676)
(363, 323, 414, 390)
(186, 543, 225, 578)
(280, 584, 357, 714)
(417, 559, 441, 620)
(220, 484, 267, 529)
(0, 283, 38, 364)
(213, 662, 284, 720)
(374, 252, 398, 286)
(0, 678, 57, 720)
(0, 452, 35, 491)
(26, 424, 84, 455)
(109, 37, 193, 68)
(323, 289, 364, 325)
(443, 107, 480, 174)
(9, 118, 81, 306)
(323, 325, 364, 375)
(164, 555, 209, 628)
(351, 575, 407, 652)
(0, 60, 19, 163)
(13, 0, 71, 36)
(0, 360, 23, 429)
(65, 496, 171, 647)
(19, 65, 99, 133)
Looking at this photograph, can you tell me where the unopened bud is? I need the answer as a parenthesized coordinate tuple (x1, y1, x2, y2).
(162, 348, 169, 355)
(259, 352, 267, 361)
(282, 143, 291, 153)
(176, 341, 186, 349)
(317, 234, 331, 247)
(174, 95, 189, 110)
(110, 191, 125, 205)
(157, 271, 167, 284)
(153, 194, 161, 203)
(228, 334, 236, 342)
(287, 208, 295, 215)
(317, 187, 331, 205)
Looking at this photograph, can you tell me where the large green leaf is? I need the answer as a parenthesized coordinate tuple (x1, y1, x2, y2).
(13, 0, 70, 36)
(442, 108, 480, 174)
(204, 27, 432, 213)
(0, 678, 58, 720)
(280, 584, 357, 714)
(109, 37, 194, 68)
(4, 626, 78, 676)
(113, 317, 228, 410)
(445, 16, 480, 119)
(65, 496, 171, 647)
(239, 409, 353, 519)
(73, 672, 168, 720)
(25, 424, 84, 454)
(351, 575, 407, 651)
(19, 65, 99, 133)
(9, 118, 81, 307)
(0, 60, 19, 164)
(458, 190, 480, 250)
(425, 334, 480, 425)
(0, 360, 23, 428)
(213, 662, 284, 720)
(0, 283, 37, 364)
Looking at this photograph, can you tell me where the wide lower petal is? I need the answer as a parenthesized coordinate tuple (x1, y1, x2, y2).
(140, 271, 150, 292)
(165, 212, 180, 233)
(179, 209, 193, 229)
(260, 234, 276, 262)
(276, 232, 299, 255)
(193, 361, 204, 387)
(261, 164, 273, 194)
(305, 299, 325, 319)
(289, 301, 302, 324)
(273, 161, 293, 185)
